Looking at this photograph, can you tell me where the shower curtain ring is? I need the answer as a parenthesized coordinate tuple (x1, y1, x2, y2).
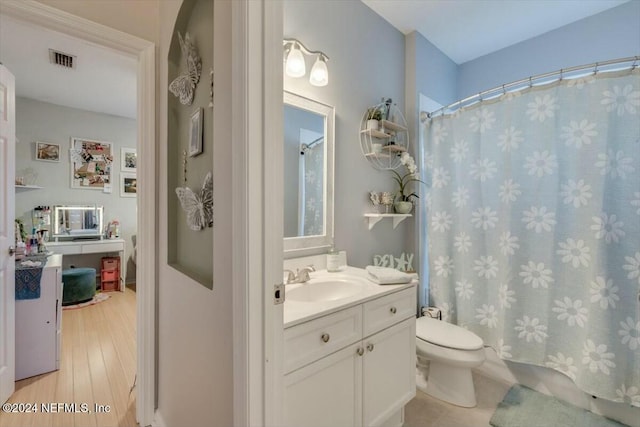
(632, 57, 638, 70)
(502, 84, 506, 95)
(594, 62, 599, 75)
(559, 69, 564, 81)
(528, 76, 533, 88)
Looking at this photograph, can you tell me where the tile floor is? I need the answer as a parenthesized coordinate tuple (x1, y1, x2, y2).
(404, 372, 512, 427)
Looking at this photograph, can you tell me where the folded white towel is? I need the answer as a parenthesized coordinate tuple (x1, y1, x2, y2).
(20, 260, 42, 267)
(365, 266, 411, 285)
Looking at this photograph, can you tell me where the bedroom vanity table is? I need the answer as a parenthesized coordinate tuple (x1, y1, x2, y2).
(46, 239, 126, 291)
(44, 205, 126, 291)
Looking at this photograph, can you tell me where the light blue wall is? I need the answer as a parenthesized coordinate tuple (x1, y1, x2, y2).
(457, 1, 640, 99)
(284, 0, 408, 268)
(406, 31, 458, 108)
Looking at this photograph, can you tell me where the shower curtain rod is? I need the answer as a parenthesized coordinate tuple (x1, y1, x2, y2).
(421, 55, 639, 121)
(300, 135, 324, 153)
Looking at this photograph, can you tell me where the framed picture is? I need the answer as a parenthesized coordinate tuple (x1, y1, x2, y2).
(121, 147, 137, 172)
(35, 141, 60, 162)
(120, 172, 137, 197)
(188, 107, 203, 157)
(70, 137, 113, 190)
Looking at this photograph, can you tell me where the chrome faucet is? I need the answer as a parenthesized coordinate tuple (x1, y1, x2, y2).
(284, 265, 316, 284)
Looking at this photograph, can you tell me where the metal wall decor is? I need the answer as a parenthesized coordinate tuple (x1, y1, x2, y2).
(169, 32, 202, 106)
(175, 151, 213, 231)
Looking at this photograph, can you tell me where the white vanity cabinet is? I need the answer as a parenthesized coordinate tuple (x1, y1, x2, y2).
(283, 286, 416, 427)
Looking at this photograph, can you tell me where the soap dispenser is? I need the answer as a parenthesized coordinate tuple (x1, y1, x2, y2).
(327, 246, 340, 272)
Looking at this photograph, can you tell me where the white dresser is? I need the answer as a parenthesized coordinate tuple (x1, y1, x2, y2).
(15, 254, 63, 380)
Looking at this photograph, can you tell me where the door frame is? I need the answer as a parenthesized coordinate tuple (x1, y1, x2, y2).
(231, 0, 283, 425)
(0, 2, 156, 426)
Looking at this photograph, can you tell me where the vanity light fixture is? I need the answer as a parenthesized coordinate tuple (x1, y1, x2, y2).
(283, 38, 329, 87)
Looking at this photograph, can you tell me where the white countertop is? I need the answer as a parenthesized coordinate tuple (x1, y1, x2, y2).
(283, 266, 417, 328)
(15, 253, 62, 270)
(45, 253, 62, 269)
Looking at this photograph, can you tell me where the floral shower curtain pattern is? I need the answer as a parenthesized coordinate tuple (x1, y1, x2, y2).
(302, 140, 324, 236)
(424, 68, 640, 406)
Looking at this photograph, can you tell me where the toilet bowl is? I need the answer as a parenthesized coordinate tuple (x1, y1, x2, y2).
(415, 316, 485, 407)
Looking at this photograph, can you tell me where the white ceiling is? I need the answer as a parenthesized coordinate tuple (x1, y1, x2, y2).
(0, 1, 630, 118)
(362, 0, 630, 64)
(0, 14, 137, 119)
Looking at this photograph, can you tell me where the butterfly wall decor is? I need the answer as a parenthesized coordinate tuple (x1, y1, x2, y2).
(169, 32, 202, 106)
(175, 172, 213, 231)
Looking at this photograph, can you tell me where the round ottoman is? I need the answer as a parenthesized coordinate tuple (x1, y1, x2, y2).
(62, 268, 96, 306)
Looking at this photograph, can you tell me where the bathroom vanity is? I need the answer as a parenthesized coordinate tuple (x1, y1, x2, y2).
(283, 268, 416, 427)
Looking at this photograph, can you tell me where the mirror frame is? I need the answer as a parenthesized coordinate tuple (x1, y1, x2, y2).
(283, 91, 335, 258)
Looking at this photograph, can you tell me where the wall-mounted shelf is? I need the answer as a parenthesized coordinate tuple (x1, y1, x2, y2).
(359, 101, 409, 170)
(15, 185, 43, 192)
(364, 213, 412, 230)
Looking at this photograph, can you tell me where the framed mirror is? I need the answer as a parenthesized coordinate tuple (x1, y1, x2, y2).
(283, 91, 335, 257)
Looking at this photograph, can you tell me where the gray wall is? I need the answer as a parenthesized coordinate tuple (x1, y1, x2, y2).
(166, 0, 214, 287)
(284, 0, 408, 268)
(457, 1, 640, 99)
(15, 97, 137, 282)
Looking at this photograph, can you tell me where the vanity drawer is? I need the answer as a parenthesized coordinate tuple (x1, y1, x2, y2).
(363, 287, 415, 337)
(49, 244, 81, 255)
(82, 241, 123, 254)
(284, 305, 362, 374)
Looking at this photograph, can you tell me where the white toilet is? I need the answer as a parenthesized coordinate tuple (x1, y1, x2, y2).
(415, 316, 486, 408)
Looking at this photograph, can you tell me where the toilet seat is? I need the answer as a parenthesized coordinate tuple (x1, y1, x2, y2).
(416, 317, 483, 351)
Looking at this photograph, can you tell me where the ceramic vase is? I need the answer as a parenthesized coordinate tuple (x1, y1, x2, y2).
(394, 201, 413, 214)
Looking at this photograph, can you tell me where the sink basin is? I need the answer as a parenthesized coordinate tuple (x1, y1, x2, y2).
(287, 277, 367, 302)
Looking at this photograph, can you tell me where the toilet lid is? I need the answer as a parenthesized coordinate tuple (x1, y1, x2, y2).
(416, 317, 483, 350)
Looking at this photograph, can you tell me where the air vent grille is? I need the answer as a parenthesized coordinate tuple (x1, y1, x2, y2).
(49, 49, 76, 69)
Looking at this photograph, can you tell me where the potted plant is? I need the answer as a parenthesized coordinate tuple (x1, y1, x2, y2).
(366, 107, 383, 130)
(391, 152, 424, 214)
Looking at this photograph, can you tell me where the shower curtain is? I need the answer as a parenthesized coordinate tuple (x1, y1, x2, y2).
(424, 68, 640, 405)
(300, 139, 324, 236)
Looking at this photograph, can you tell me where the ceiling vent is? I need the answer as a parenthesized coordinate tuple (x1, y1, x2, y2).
(49, 49, 76, 69)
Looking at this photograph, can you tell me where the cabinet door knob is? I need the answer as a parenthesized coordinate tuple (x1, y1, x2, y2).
(321, 333, 330, 343)
(8, 246, 15, 256)
(357, 347, 364, 356)
(390, 306, 397, 314)
(366, 343, 374, 352)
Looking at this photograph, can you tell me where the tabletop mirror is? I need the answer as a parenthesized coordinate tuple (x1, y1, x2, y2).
(52, 205, 104, 240)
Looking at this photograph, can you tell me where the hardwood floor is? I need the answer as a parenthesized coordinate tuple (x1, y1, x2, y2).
(0, 288, 137, 427)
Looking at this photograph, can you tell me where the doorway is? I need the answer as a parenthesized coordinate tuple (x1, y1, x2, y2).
(0, 3, 155, 426)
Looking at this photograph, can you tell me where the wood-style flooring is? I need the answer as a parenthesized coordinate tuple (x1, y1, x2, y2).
(0, 287, 137, 427)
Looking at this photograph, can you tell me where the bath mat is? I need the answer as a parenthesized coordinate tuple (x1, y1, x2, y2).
(490, 384, 629, 427)
(62, 293, 110, 310)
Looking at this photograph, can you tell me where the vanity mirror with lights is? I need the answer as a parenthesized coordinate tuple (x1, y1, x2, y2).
(283, 92, 335, 257)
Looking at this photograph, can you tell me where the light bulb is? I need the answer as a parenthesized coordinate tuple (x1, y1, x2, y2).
(285, 44, 306, 78)
(309, 56, 328, 87)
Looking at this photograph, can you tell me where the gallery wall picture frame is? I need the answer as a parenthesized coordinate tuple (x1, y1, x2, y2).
(121, 147, 137, 172)
(188, 107, 203, 157)
(70, 137, 113, 190)
(120, 172, 137, 198)
(35, 141, 60, 162)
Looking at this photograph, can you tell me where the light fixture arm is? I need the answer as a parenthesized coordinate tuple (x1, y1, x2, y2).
(283, 38, 329, 61)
